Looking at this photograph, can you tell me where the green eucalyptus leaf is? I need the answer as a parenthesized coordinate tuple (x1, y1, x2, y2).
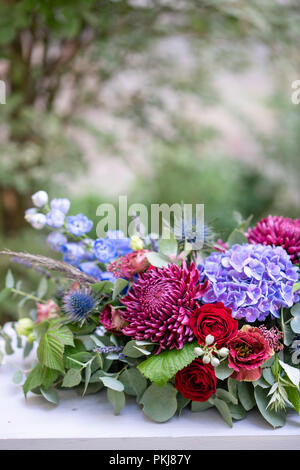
(291, 316, 300, 334)
(237, 382, 256, 411)
(254, 386, 286, 428)
(107, 389, 126, 415)
(119, 368, 147, 401)
(191, 401, 213, 412)
(140, 383, 178, 423)
(214, 360, 234, 380)
(62, 368, 82, 388)
(213, 398, 233, 427)
(40, 387, 59, 405)
(145, 252, 170, 268)
(100, 376, 124, 392)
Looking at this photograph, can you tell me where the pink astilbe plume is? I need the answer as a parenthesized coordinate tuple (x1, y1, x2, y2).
(247, 215, 300, 264)
(121, 261, 210, 353)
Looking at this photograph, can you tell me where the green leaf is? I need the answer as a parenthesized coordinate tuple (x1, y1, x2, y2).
(5, 270, 14, 288)
(38, 324, 74, 372)
(112, 279, 128, 300)
(254, 387, 286, 428)
(23, 364, 44, 396)
(191, 401, 213, 412)
(4, 336, 14, 355)
(213, 398, 233, 427)
(237, 382, 256, 411)
(262, 368, 275, 386)
(107, 389, 126, 415)
(50, 324, 74, 347)
(291, 303, 300, 316)
(37, 278, 48, 299)
(145, 252, 170, 268)
(292, 283, 300, 294)
(122, 340, 154, 358)
(140, 383, 178, 423)
(253, 375, 271, 389)
(119, 368, 147, 401)
(100, 376, 124, 392)
(286, 387, 300, 415)
(279, 360, 300, 387)
(82, 362, 92, 396)
(91, 281, 113, 294)
(227, 378, 238, 399)
(177, 394, 190, 415)
(291, 316, 300, 334)
(64, 352, 92, 369)
(216, 388, 238, 405)
(227, 229, 248, 248)
(40, 387, 59, 405)
(12, 370, 23, 384)
(214, 360, 234, 380)
(281, 309, 294, 346)
(227, 403, 246, 421)
(62, 368, 82, 388)
(138, 342, 198, 387)
(41, 368, 60, 390)
(159, 238, 177, 257)
(0, 287, 12, 302)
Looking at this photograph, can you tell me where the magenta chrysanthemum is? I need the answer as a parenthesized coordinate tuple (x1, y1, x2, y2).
(121, 261, 210, 353)
(247, 215, 300, 264)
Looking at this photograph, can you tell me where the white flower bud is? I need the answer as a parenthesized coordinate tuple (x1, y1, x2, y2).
(202, 354, 211, 364)
(32, 191, 48, 208)
(29, 213, 47, 230)
(218, 347, 229, 358)
(211, 357, 220, 367)
(194, 347, 204, 356)
(205, 334, 215, 346)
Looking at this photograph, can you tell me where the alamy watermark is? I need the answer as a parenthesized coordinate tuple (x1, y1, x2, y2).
(291, 80, 300, 104)
(95, 196, 205, 250)
(0, 80, 6, 104)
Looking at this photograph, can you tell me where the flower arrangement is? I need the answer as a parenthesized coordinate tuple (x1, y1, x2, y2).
(1, 191, 300, 428)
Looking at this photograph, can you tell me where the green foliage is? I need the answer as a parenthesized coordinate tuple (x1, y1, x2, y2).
(138, 342, 198, 387)
(140, 383, 178, 423)
(254, 387, 286, 428)
(37, 324, 74, 372)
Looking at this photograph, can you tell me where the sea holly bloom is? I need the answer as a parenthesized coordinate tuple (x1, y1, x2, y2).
(121, 261, 210, 352)
(94, 238, 118, 263)
(63, 287, 97, 322)
(66, 214, 93, 237)
(108, 249, 150, 280)
(247, 215, 300, 264)
(227, 325, 273, 382)
(190, 302, 238, 349)
(201, 243, 299, 322)
(36, 300, 59, 323)
(100, 305, 128, 334)
(174, 358, 217, 402)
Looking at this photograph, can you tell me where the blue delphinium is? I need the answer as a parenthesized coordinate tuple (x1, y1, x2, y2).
(50, 198, 70, 214)
(46, 209, 65, 228)
(60, 243, 85, 266)
(79, 262, 103, 280)
(63, 288, 97, 321)
(66, 214, 93, 237)
(106, 230, 132, 256)
(46, 232, 67, 251)
(201, 243, 299, 322)
(100, 271, 117, 283)
(94, 238, 118, 263)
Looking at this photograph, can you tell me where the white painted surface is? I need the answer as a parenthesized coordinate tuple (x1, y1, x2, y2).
(0, 348, 299, 450)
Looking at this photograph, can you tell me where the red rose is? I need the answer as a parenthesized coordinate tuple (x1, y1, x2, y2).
(227, 325, 273, 382)
(190, 302, 238, 348)
(100, 305, 127, 334)
(174, 359, 217, 402)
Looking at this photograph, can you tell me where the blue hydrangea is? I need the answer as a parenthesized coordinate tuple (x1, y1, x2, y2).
(66, 214, 93, 237)
(106, 230, 132, 256)
(94, 238, 118, 263)
(200, 243, 299, 322)
(46, 209, 65, 228)
(79, 262, 103, 280)
(63, 288, 97, 321)
(60, 243, 85, 266)
(46, 232, 67, 251)
(50, 198, 70, 214)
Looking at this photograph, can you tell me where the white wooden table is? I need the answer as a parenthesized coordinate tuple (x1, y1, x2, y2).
(0, 343, 299, 450)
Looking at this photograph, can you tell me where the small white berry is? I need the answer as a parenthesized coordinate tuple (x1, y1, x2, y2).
(211, 357, 220, 367)
(202, 354, 211, 364)
(205, 334, 215, 346)
(218, 347, 229, 358)
(194, 347, 204, 356)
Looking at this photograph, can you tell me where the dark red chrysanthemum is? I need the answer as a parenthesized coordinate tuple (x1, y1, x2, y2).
(247, 215, 300, 264)
(121, 261, 210, 353)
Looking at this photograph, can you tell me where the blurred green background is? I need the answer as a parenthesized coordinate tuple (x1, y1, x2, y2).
(0, 0, 299, 322)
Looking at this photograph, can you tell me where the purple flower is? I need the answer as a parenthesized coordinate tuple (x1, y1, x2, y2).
(201, 244, 299, 322)
(46, 209, 65, 228)
(46, 232, 67, 251)
(60, 243, 85, 266)
(94, 239, 118, 263)
(50, 198, 70, 214)
(66, 214, 93, 237)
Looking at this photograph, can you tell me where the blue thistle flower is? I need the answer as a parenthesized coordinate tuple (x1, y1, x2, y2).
(63, 288, 97, 322)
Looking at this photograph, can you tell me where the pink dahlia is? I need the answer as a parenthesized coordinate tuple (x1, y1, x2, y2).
(121, 261, 210, 353)
(107, 249, 150, 280)
(247, 215, 300, 264)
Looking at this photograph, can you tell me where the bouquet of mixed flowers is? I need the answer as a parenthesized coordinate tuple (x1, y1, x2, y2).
(1, 191, 300, 428)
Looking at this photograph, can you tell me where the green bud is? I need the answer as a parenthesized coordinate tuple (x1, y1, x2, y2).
(15, 318, 35, 337)
(130, 235, 144, 251)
